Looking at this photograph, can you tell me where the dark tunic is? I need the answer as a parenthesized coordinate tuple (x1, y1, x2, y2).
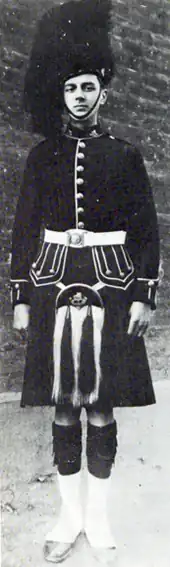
(11, 125, 160, 408)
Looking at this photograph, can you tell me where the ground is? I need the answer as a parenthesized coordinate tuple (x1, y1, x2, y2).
(1, 380, 170, 567)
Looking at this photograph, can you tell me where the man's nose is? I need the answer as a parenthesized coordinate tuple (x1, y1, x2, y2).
(75, 87, 85, 100)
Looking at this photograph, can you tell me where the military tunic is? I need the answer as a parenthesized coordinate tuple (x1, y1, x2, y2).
(11, 125, 160, 408)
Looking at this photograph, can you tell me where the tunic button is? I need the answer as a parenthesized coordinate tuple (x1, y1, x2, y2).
(78, 221, 85, 229)
(77, 192, 84, 199)
(148, 280, 155, 287)
(77, 207, 84, 213)
(15, 283, 19, 289)
(77, 178, 84, 185)
(77, 153, 85, 159)
(77, 165, 84, 172)
(79, 141, 86, 148)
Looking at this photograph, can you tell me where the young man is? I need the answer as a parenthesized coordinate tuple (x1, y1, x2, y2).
(11, 0, 160, 563)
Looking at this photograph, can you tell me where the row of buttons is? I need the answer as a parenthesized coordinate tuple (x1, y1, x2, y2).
(75, 141, 86, 229)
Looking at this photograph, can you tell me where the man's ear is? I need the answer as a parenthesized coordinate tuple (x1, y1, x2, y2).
(100, 89, 108, 105)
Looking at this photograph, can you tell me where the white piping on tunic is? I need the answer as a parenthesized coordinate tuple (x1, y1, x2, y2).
(111, 246, 125, 277)
(148, 287, 152, 300)
(93, 247, 134, 282)
(16, 288, 20, 301)
(74, 141, 81, 228)
(30, 246, 68, 284)
(35, 243, 51, 276)
(32, 241, 46, 268)
(35, 246, 66, 279)
(137, 277, 159, 282)
(92, 247, 135, 289)
(136, 277, 159, 301)
(120, 245, 132, 270)
(101, 246, 111, 274)
(10, 279, 30, 303)
(11, 278, 29, 283)
(50, 244, 60, 273)
(65, 132, 104, 140)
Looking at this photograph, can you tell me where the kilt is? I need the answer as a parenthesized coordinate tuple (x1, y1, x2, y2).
(21, 247, 156, 409)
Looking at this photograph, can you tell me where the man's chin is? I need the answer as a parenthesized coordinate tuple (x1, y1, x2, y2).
(73, 110, 89, 118)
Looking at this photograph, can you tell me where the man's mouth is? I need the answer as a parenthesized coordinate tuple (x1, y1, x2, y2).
(74, 105, 88, 109)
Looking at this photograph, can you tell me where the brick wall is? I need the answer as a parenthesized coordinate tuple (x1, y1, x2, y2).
(0, 0, 170, 390)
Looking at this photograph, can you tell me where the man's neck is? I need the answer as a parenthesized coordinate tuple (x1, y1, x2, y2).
(69, 117, 98, 131)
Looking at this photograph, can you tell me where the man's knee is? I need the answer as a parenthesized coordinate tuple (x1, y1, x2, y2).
(86, 420, 118, 479)
(55, 404, 81, 425)
(87, 409, 114, 427)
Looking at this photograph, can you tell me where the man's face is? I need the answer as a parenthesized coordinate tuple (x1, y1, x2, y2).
(64, 73, 106, 121)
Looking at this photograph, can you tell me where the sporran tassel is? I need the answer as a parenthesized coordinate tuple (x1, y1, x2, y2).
(70, 305, 88, 406)
(88, 306, 105, 404)
(52, 305, 68, 403)
(52, 286, 105, 407)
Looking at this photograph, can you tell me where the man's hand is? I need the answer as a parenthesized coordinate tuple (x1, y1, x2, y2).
(127, 301, 152, 337)
(13, 304, 30, 331)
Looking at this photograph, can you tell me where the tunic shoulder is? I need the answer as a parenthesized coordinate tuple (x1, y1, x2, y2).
(107, 134, 145, 171)
(26, 138, 54, 162)
(109, 133, 137, 153)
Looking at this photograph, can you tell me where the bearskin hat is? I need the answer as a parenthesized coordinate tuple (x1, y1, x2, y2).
(24, 0, 115, 138)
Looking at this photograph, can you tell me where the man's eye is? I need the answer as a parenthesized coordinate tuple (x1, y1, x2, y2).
(65, 86, 75, 92)
(84, 85, 95, 91)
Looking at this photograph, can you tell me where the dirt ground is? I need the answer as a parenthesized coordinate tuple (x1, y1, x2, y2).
(1, 379, 170, 567)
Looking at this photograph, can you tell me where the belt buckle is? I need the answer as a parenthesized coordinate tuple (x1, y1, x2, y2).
(67, 229, 85, 248)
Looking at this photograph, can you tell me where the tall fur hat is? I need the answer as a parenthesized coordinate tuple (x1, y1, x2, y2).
(24, 0, 115, 138)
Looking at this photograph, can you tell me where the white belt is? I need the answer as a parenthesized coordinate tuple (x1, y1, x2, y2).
(44, 228, 126, 248)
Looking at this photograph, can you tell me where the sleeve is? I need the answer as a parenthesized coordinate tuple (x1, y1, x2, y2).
(11, 146, 42, 308)
(126, 146, 160, 310)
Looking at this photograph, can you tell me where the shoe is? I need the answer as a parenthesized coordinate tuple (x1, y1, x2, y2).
(44, 538, 79, 563)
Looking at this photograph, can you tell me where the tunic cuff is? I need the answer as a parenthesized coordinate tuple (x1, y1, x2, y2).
(10, 280, 31, 309)
(132, 278, 159, 310)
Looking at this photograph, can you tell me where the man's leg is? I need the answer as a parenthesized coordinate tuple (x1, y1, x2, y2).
(85, 407, 117, 549)
(44, 405, 83, 563)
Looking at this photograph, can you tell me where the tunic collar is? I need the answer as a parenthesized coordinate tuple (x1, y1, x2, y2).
(64, 123, 104, 140)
